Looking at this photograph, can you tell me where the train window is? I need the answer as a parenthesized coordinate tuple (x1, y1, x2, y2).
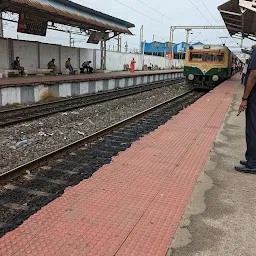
(190, 53, 202, 61)
(190, 52, 224, 62)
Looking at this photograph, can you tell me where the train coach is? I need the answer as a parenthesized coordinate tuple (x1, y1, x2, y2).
(184, 44, 237, 89)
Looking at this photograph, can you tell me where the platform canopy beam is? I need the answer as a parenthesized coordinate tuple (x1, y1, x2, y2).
(218, 0, 256, 40)
(169, 26, 227, 61)
(0, 0, 135, 70)
(0, 0, 134, 35)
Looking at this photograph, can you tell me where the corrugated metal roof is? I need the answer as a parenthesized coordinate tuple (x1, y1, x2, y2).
(218, 0, 256, 39)
(0, 0, 135, 34)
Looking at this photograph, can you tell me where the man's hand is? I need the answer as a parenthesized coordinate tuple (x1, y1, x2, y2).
(238, 100, 247, 115)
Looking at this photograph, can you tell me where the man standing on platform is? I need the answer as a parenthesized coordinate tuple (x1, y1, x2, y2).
(236, 47, 256, 173)
(241, 59, 249, 85)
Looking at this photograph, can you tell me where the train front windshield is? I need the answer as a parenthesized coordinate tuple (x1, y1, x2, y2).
(189, 52, 224, 62)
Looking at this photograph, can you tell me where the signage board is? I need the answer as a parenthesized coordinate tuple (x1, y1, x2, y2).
(87, 32, 104, 44)
(18, 13, 48, 36)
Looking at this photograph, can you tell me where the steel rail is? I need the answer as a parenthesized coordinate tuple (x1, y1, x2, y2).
(0, 77, 184, 128)
(0, 89, 194, 182)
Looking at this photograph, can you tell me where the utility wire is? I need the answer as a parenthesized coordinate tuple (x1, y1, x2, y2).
(198, 0, 220, 24)
(187, 0, 240, 47)
(136, 0, 181, 25)
(187, 0, 214, 26)
(197, 0, 236, 45)
(113, 0, 169, 27)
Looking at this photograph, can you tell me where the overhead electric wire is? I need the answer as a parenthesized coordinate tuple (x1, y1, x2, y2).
(113, 0, 169, 27)
(187, 0, 240, 48)
(187, 0, 214, 26)
(197, 0, 239, 46)
(198, 0, 220, 24)
(136, 0, 181, 25)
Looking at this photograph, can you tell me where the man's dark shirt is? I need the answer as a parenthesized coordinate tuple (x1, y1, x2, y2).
(244, 49, 256, 87)
(249, 49, 256, 70)
(12, 60, 20, 69)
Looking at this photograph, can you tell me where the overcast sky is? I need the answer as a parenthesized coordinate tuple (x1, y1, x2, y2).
(3, 0, 254, 51)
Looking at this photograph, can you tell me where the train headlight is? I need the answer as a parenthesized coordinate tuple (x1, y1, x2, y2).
(212, 75, 219, 82)
(188, 74, 194, 81)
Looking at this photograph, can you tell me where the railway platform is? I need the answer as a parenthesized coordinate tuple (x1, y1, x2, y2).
(0, 75, 250, 256)
(0, 69, 183, 106)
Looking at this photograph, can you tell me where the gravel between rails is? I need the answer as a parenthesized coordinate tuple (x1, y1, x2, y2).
(0, 83, 190, 173)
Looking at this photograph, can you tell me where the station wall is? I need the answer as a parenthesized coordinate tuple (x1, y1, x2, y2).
(0, 39, 9, 70)
(0, 38, 184, 74)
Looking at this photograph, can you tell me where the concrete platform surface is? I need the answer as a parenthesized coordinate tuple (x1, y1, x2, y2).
(169, 77, 256, 255)
(0, 77, 236, 256)
(0, 69, 183, 87)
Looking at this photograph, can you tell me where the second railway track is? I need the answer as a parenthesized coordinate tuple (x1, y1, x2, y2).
(0, 77, 184, 127)
(0, 89, 205, 238)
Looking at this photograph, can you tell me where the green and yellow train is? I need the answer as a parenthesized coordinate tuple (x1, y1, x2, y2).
(184, 45, 237, 89)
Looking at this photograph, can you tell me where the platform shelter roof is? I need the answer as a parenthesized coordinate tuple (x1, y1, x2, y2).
(218, 0, 256, 39)
(0, 0, 135, 35)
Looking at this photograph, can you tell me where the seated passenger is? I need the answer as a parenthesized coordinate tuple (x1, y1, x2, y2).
(11, 56, 25, 76)
(65, 58, 74, 74)
(48, 58, 58, 75)
(81, 61, 93, 74)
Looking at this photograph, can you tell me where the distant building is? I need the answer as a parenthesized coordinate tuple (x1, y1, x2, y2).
(142, 41, 203, 59)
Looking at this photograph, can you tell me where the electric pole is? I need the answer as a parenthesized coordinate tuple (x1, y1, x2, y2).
(117, 35, 120, 52)
(152, 34, 155, 56)
(140, 25, 144, 53)
(125, 41, 128, 53)
(185, 29, 192, 48)
(69, 31, 72, 46)
(119, 36, 122, 52)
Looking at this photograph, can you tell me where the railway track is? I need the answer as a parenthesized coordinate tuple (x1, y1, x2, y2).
(0, 89, 205, 238)
(0, 77, 184, 127)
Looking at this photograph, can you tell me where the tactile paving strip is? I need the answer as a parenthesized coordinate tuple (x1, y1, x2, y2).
(0, 77, 237, 256)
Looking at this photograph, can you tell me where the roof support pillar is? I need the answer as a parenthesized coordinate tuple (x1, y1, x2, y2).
(104, 39, 107, 70)
(0, 12, 3, 38)
(100, 40, 107, 70)
(7, 38, 13, 68)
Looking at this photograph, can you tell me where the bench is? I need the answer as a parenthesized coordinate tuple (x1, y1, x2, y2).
(61, 69, 70, 75)
(73, 69, 80, 75)
(124, 64, 130, 71)
(61, 68, 80, 75)
(143, 65, 148, 71)
(36, 69, 53, 76)
(4, 69, 28, 78)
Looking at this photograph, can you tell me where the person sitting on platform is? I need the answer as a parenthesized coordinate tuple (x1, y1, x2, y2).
(11, 56, 25, 76)
(148, 63, 154, 71)
(81, 61, 93, 74)
(48, 58, 58, 75)
(65, 58, 74, 74)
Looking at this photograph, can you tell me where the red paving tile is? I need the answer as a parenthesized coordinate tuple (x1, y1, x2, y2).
(0, 76, 238, 255)
(0, 69, 182, 87)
